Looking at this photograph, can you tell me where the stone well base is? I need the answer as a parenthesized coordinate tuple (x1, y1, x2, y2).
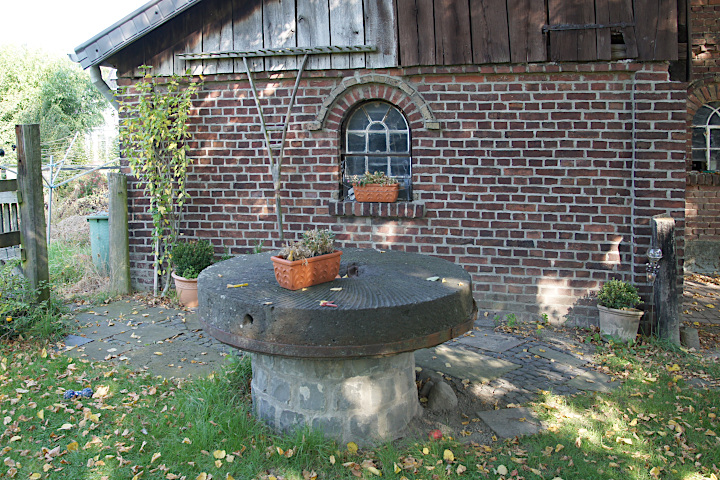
(251, 352, 421, 445)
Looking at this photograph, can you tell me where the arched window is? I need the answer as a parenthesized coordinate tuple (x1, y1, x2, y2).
(341, 101, 412, 201)
(692, 101, 720, 171)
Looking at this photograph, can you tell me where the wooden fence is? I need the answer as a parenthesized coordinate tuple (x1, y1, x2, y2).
(0, 179, 21, 262)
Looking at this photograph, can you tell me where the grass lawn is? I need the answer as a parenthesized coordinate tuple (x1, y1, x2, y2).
(1, 336, 719, 480)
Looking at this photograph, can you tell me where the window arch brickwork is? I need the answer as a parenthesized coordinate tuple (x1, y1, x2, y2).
(687, 76, 720, 171)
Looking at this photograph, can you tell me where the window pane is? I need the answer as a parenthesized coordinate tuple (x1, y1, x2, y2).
(692, 148, 707, 163)
(344, 156, 367, 176)
(711, 113, 720, 126)
(364, 102, 389, 122)
(368, 133, 387, 152)
(389, 133, 408, 153)
(694, 106, 715, 126)
(386, 108, 407, 130)
(389, 157, 411, 176)
(711, 128, 720, 148)
(368, 157, 389, 173)
(347, 133, 365, 152)
(347, 110, 369, 130)
(369, 123, 385, 131)
(692, 128, 706, 148)
(710, 150, 720, 171)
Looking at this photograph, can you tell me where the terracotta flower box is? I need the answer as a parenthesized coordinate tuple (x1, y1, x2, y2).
(271, 250, 343, 290)
(353, 183, 400, 203)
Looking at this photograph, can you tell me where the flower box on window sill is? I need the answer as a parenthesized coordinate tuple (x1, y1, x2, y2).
(353, 183, 400, 203)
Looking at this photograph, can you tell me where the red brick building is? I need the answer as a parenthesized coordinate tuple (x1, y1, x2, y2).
(73, 0, 688, 327)
(685, 0, 720, 273)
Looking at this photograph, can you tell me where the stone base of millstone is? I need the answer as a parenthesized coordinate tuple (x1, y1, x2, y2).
(251, 352, 421, 445)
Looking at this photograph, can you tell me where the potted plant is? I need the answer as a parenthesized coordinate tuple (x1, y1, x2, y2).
(271, 229, 342, 290)
(352, 171, 400, 203)
(596, 279, 643, 342)
(171, 239, 214, 307)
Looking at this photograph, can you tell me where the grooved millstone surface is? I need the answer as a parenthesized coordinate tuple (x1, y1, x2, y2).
(198, 249, 476, 358)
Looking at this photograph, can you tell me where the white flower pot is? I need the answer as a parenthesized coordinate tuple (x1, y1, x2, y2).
(597, 305, 644, 342)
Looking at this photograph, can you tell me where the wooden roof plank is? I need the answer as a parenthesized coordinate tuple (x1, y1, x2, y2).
(470, 0, 510, 64)
(396, 0, 421, 66)
(434, 0, 472, 65)
(507, 0, 546, 63)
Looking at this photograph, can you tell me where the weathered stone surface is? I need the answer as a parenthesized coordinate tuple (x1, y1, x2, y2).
(415, 344, 521, 384)
(680, 327, 701, 350)
(198, 249, 475, 358)
(567, 370, 620, 392)
(457, 330, 526, 353)
(528, 346, 586, 368)
(427, 381, 458, 411)
(476, 407, 545, 439)
(250, 352, 421, 445)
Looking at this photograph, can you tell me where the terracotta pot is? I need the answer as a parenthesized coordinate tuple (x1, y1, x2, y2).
(597, 305, 644, 342)
(271, 250, 342, 290)
(172, 272, 199, 308)
(353, 183, 399, 203)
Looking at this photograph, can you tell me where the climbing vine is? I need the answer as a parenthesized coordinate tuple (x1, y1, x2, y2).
(117, 66, 202, 295)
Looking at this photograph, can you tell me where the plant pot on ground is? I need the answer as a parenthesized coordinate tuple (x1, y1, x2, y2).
(352, 171, 400, 203)
(596, 279, 644, 342)
(171, 239, 214, 308)
(271, 228, 342, 290)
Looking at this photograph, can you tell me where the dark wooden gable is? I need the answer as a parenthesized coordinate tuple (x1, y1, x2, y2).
(108, 0, 398, 77)
(396, 0, 679, 66)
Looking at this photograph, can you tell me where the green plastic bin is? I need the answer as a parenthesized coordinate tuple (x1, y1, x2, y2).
(86, 213, 109, 273)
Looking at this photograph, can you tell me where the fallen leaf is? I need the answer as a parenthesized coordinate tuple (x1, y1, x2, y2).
(213, 450, 226, 459)
(443, 449, 455, 462)
(347, 442, 358, 454)
(151, 452, 161, 463)
(67, 442, 79, 452)
(182, 438, 192, 444)
(497, 465, 508, 475)
(59, 423, 74, 430)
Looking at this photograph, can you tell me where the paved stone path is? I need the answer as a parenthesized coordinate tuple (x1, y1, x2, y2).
(60, 278, 720, 440)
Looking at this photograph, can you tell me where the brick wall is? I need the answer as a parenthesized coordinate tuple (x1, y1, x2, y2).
(691, 0, 720, 79)
(118, 62, 686, 327)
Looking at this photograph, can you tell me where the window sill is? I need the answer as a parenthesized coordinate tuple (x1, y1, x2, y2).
(687, 171, 720, 187)
(328, 200, 425, 219)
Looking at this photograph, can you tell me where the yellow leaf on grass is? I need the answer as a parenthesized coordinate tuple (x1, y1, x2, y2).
(37, 410, 44, 421)
(422, 447, 429, 455)
(196, 473, 207, 480)
(666, 364, 681, 372)
(213, 450, 226, 459)
(93, 385, 110, 398)
(42, 464, 52, 472)
(616, 437, 633, 445)
(29, 474, 41, 480)
(394, 463, 401, 473)
(151, 452, 161, 463)
(496, 465, 508, 475)
(443, 449, 455, 462)
(182, 437, 192, 444)
(706, 304, 715, 309)
(347, 442, 358, 454)
(41, 348, 47, 358)
(650, 466, 662, 477)
(226, 475, 235, 480)
(67, 441, 79, 452)
(555, 444, 565, 452)
(706, 429, 717, 436)
(329, 455, 336, 465)
(215, 460, 222, 467)
(59, 423, 73, 430)
(456, 464, 467, 474)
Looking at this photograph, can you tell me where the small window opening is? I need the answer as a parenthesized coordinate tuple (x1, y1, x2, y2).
(692, 101, 720, 172)
(341, 101, 412, 201)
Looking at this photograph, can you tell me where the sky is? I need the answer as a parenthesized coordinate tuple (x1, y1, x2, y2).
(0, 0, 150, 58)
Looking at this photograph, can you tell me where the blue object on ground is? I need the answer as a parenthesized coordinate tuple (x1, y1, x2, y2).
(80, 387, 93, 398)
(63, 390, 76, 399)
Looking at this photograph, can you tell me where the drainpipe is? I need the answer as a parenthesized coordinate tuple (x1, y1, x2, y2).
(89, 65, 119, 111)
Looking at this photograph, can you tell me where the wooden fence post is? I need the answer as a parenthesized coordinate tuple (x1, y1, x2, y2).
(15, 124, 50, 303)
(108, 172, 131, 294)
(652, 214, 680, 345)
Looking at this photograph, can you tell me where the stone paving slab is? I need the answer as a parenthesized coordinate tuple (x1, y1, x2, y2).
(64, 334, 94, 347)
(415, 344, 521, 384)
(65, 341, 131, 362)
(122, 342, 229, 379)
(112, 323, 183, 346)
(566, 370, 620, 393)
(528, 346, 587, 368)
(476, 407, 546, 439)
(456, 330, 526, 353)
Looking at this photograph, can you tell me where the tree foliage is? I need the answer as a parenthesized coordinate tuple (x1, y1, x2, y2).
(0, 45, 107, 159)
(117, 66, 202, 295)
